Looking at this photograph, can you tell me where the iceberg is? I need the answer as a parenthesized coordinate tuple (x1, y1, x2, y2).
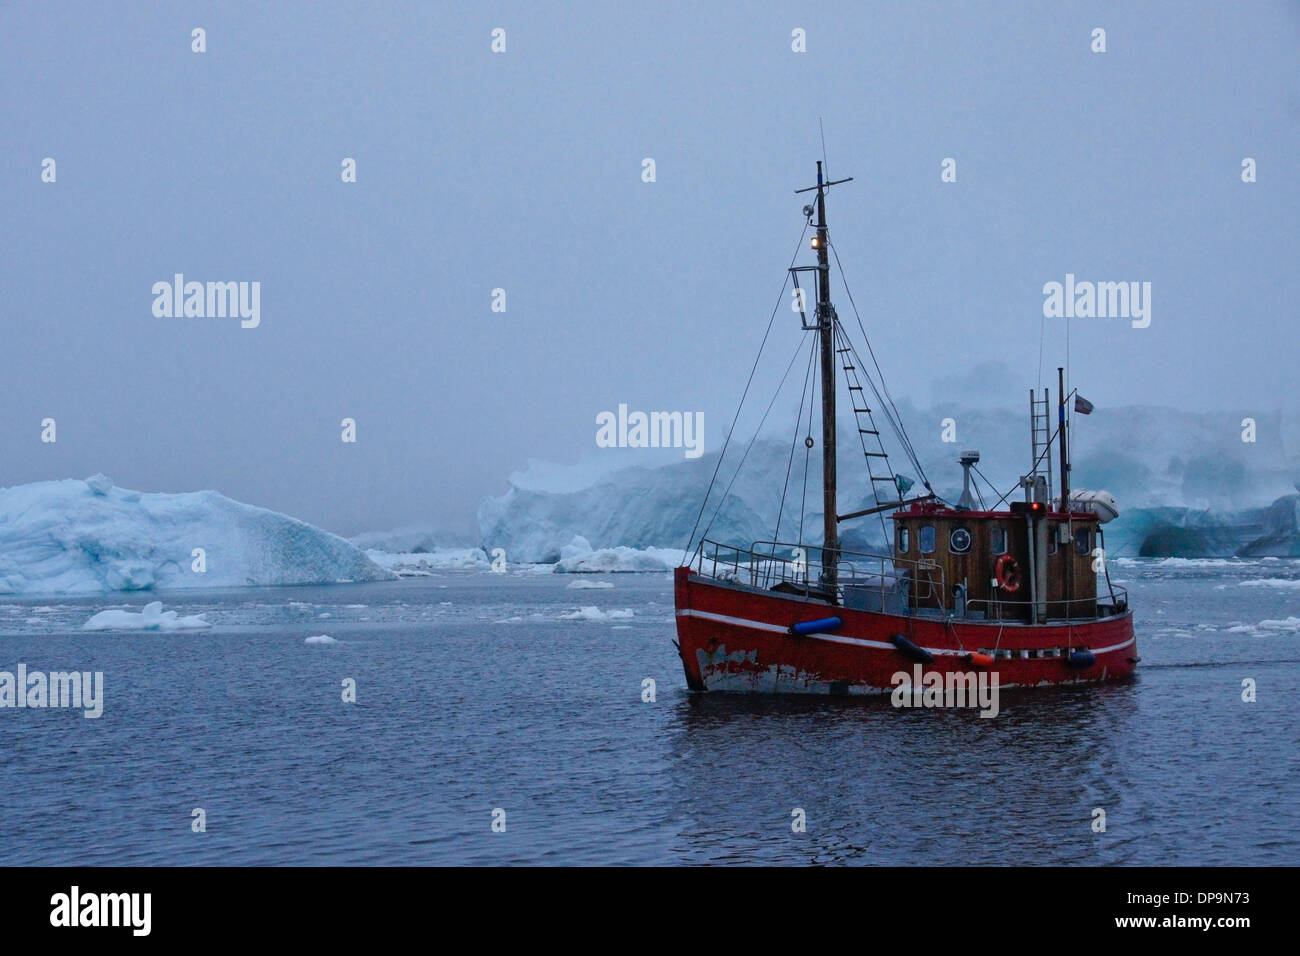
(478, 403, 1300, 561)
(0, 475, 394, 595)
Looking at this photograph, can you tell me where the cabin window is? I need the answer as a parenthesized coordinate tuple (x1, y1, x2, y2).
(919, 525, 936, 554)
(1048, 524, 1058, 554)
(896, 526, 910, 553)
(949, 526, 972, 554)
(1075, 526, 1093, 556)
(990, 526, 1008, 554)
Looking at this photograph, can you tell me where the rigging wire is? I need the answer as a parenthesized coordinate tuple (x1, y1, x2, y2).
(978, 424, 1060, 510)
(682, 221, 810, 560)
(798, 345, 818, 547)
(697, 332, 814, 550)
(832, 319, 893, 546)
(837, 316, 931, 501)
(828, 240, 931, 491)
(774, 334, 819, 545)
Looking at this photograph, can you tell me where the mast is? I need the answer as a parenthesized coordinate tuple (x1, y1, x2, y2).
(1058, 366, 1069, 509)
(794, 161, 852, 596)
(814, 162, 838, 593)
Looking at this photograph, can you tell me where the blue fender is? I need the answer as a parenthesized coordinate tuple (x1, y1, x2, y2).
(1067, 648, 1097, 669)
(789, 616, 842, 636)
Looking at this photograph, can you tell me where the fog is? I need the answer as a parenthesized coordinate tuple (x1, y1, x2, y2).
(2, 1, 1296, 536)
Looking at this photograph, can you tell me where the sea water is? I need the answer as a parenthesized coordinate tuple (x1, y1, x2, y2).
(0, 558, 1296, 865)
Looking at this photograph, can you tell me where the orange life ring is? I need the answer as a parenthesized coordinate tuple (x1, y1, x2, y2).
(995, 554, 1021, 594)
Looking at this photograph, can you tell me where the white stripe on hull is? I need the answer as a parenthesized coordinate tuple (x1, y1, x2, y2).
(676, 607, 1137, 656)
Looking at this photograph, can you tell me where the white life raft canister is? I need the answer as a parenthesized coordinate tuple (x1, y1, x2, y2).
(1058, 489, 1119, 523)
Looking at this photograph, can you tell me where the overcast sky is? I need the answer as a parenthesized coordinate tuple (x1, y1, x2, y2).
(2, 1, 1296, 535)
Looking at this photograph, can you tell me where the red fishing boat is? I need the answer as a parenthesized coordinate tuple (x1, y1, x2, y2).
(674, 162, 1137, 694)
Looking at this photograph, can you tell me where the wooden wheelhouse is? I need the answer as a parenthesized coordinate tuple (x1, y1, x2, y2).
(890, 501, 1106, 623)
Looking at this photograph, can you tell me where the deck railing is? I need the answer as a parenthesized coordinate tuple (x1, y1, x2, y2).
(966, 588, 1128, 623)
(693, 538, 944, 606)
(691, 538, 1126, 622)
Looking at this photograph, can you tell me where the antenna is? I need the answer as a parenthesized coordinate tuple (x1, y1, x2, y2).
(957, 450, 981, 510)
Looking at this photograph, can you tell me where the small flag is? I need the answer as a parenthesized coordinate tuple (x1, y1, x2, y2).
(1074, 394, 1094, 415)
(895, 474, 915, 497)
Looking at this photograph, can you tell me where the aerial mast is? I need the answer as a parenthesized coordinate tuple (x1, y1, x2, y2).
(795, 162, 852, 597)
(1058, 366, 1069, 510)
(814, 163, 837, 594)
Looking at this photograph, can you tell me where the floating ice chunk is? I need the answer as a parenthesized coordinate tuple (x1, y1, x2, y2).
(1239, 579, 1300, 589)
(567, 579, 615, 589)
(554, 543, 678, 573)
(83, 600, 211, 631)
(560, 606, 634, 622)
(1227, 616, 1300, 635)
(304, 634, 337, 645)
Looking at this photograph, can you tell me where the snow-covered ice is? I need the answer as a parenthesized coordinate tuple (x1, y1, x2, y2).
(83, 601, 211, 631)
(559, 606, 635, 622)
(566, 579, 615, 589)
(0, 475, 393, 595)
(552, 536, 678, 573)
(304, 634, 338, 645)
(1227, 616, 1300, 635)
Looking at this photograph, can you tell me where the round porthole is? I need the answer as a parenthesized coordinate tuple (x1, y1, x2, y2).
(949, 527, 972, 554)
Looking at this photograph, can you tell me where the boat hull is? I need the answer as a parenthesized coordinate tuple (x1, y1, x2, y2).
(673, 567, 1137, 694)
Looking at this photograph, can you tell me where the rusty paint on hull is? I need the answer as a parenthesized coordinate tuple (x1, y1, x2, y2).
(673, 566, 1137, 694)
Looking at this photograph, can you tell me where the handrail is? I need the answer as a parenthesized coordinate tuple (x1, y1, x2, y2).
(692, 537, 1124, 622)
(693, 537, 946, 607)
(966, 587, 1128, 623)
